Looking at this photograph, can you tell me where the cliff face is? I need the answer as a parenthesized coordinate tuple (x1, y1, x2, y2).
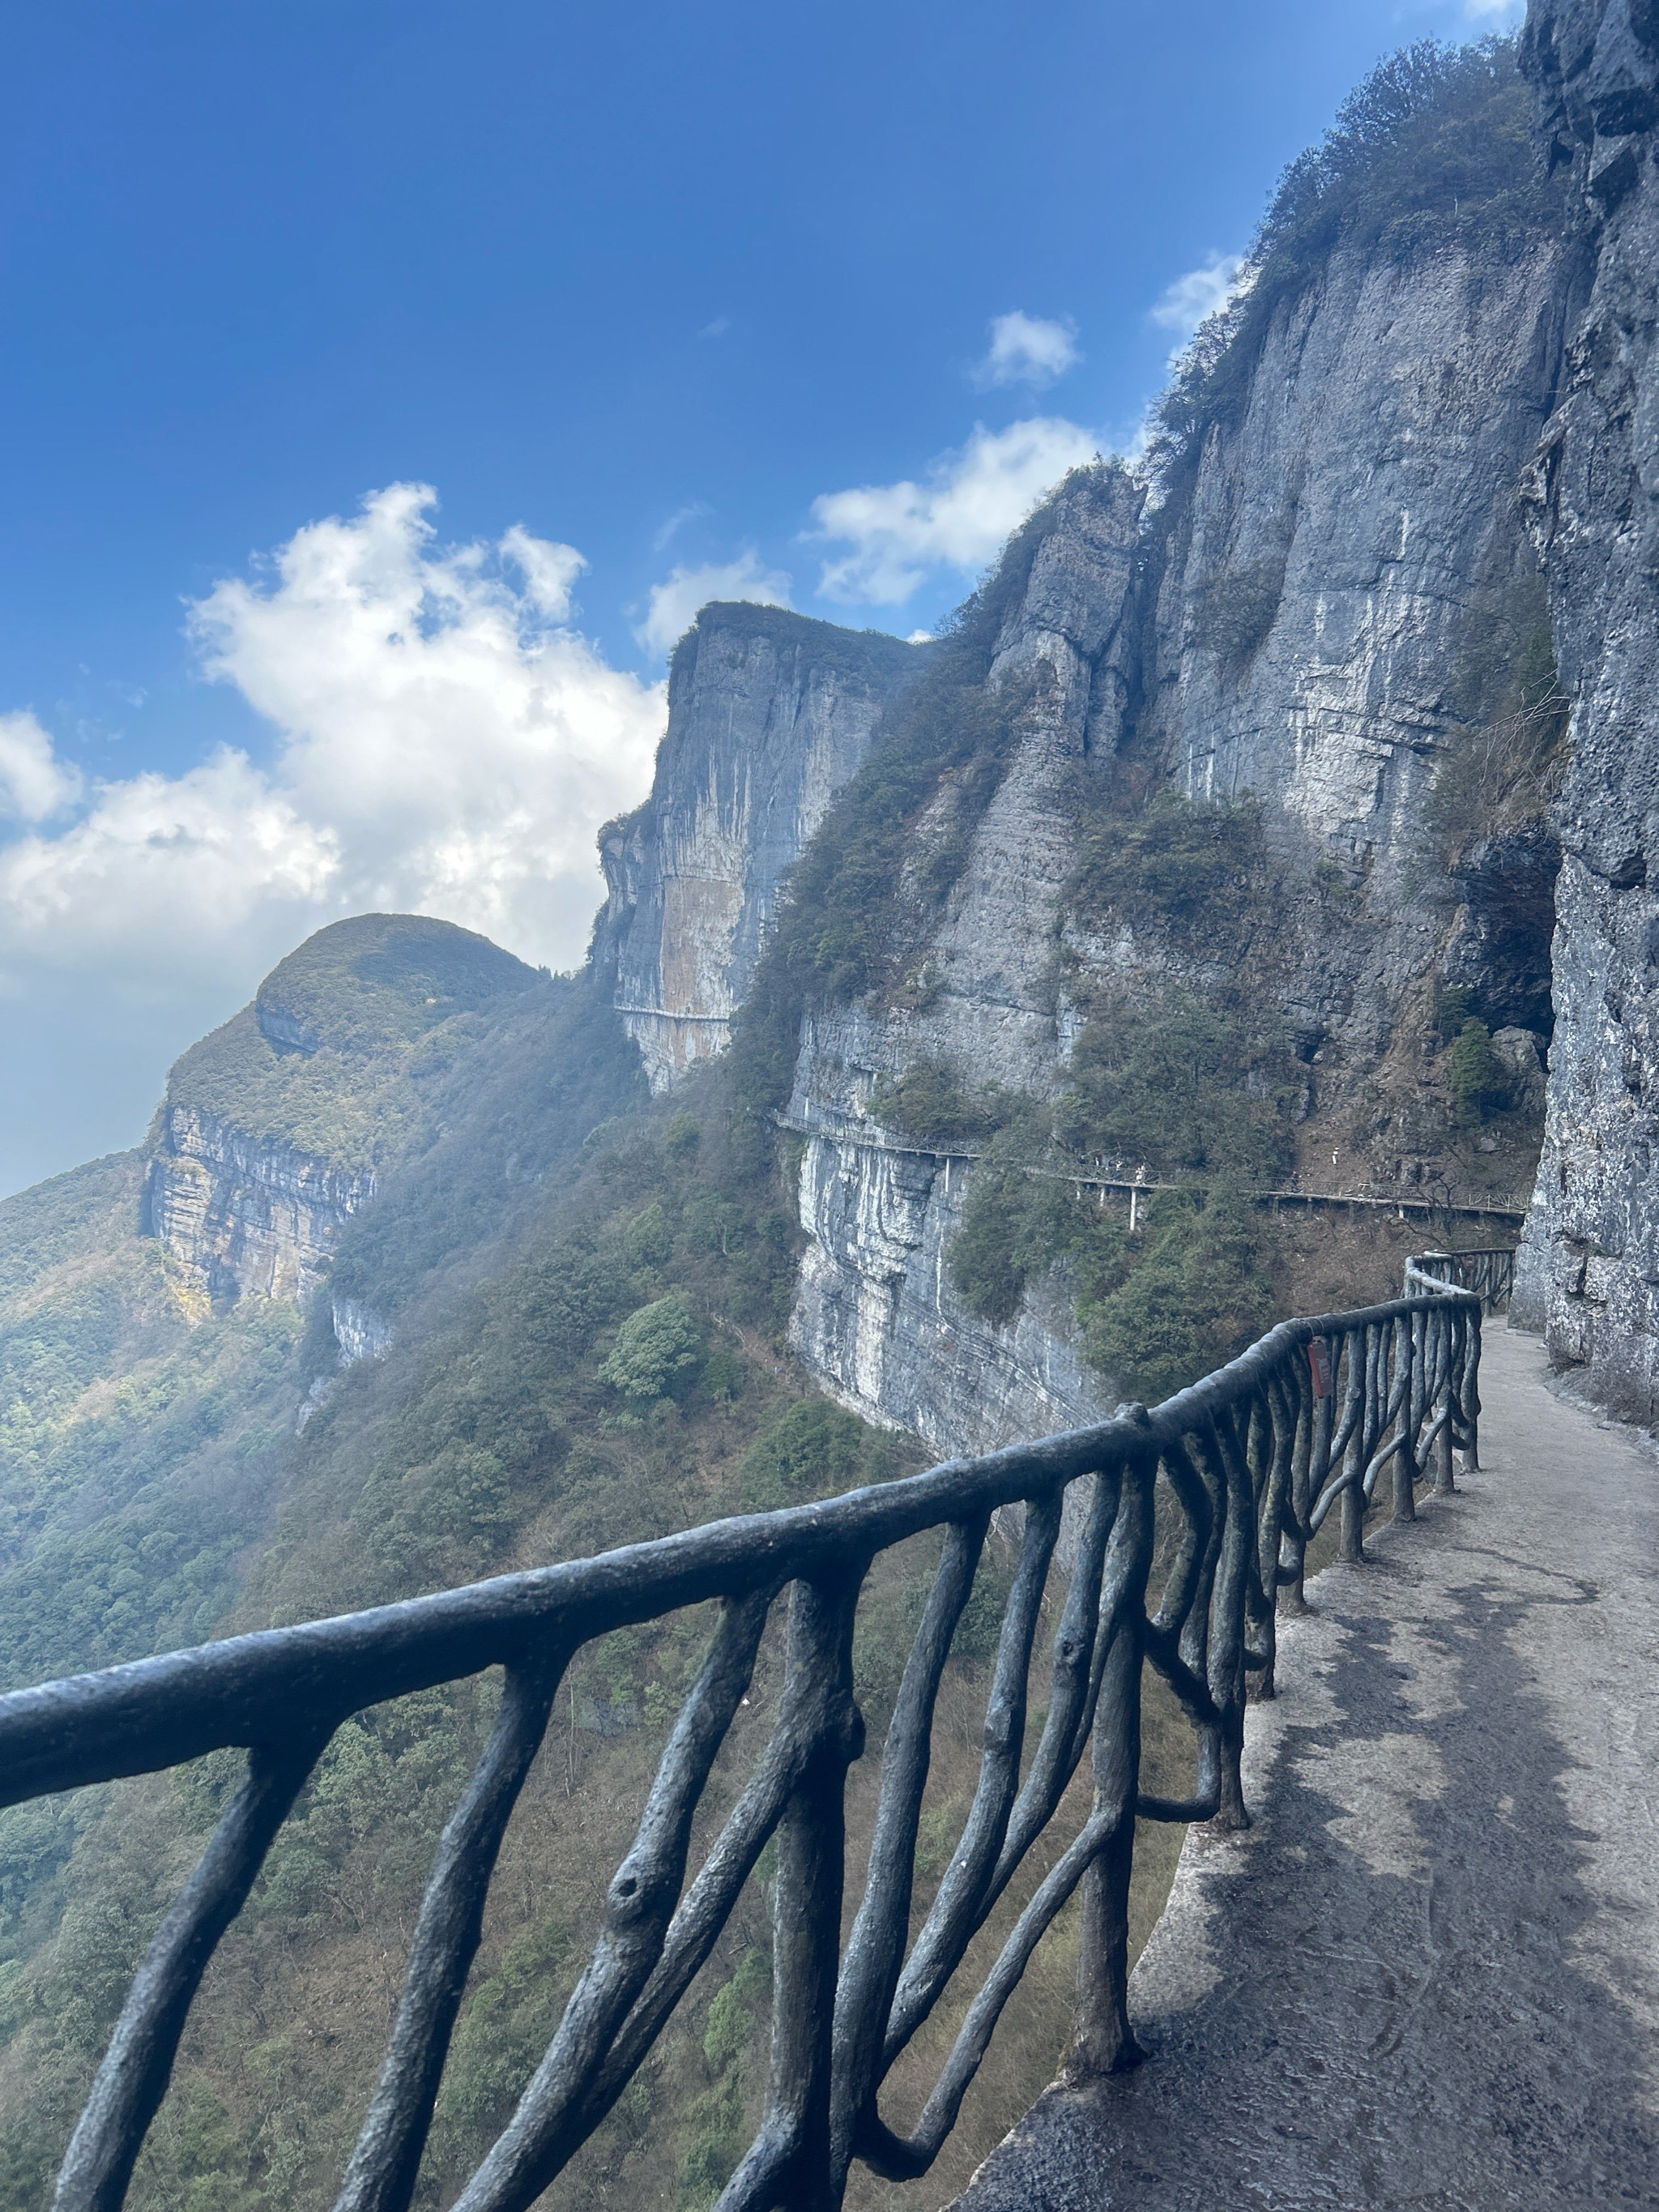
(144, 1104, 375, 1307)
(786, 468, 1145, 1451)
(595, 604, 926, 1091)
(1140, 237, 1575, 1080)
(1513, 0, 1659, 1414)
(783, 224, 1577, 1454)
(143, 914, 539, 1327)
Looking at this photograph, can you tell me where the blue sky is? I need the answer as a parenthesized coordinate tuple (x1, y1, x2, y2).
(0, 0, 1520, 1195)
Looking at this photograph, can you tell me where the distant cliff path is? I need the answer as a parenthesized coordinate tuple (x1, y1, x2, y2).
(951, 1319, 1659, 2210)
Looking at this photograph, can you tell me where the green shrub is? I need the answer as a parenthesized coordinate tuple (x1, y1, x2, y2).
(141, 2080, 262, 2212)
(1057, 995, 1291, 1186)
(1434, 984, 1478, 1037)
(680, 1949, 768, 2210)
(433, 1914, 572, 2144)
(624, 1201, 673, 1270)
(949, 1552, 1016, 1667)
(949, 1163, 1131, 1329)
(868, 1059, 1006, 1150)
(1068, 792, 1271, 945)
(702, 1950, 767, 2073)
(948, 1170, 1033, 1326)
(663, 1111, 701, 1159)
(1190, 556, 1286, 669)
(697, 1351, 748, 1403)
(1447, 1018, 1504, 1124)
(943, 977, 1286, 1350)
(1078, 1187, 1277, 1404)
(739, 1398, 889, 1510)
(599, 1293, 704, 1403)
(1423, 612, 1569, 865)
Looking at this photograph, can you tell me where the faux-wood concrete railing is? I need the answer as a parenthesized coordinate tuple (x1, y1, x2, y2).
(7, 1253, 1497, 2212)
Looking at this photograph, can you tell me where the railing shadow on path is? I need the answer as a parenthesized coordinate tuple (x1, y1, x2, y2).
(947, 1330, 1659, 2211)
(2, 1252, 1514, 2212)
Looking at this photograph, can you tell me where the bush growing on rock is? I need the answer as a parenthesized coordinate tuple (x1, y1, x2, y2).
(1447, 1017, 1505, 1124)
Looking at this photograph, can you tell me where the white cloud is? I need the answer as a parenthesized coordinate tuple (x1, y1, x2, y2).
(1149, 253, 1249, 344)
(635, 553, 793, 660)
(497, 524, 585, 618)
(810, 417, 1100, 604)
(1464, 0, 1522, 16)
(0, 485, 667, 1014)
(1, 751, 335, 979)
(652, 502, 710, 553)
(0, 711, 82, 822)
(972, 311, 1081, 391)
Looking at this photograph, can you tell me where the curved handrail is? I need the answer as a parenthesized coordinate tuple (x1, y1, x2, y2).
(1405, 1245, 1516, 1312)
(13, 1267, 1485, 2212)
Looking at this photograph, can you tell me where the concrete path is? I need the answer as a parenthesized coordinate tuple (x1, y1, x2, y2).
(950, 1321, 1659, 2210)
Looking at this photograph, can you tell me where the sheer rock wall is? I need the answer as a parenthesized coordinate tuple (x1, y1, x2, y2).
(787, 237, 1575, 1454)
(143, 1105, 374, 1308)
(597, 604, 926, 1091)
(1514, 0, 1659, 1415)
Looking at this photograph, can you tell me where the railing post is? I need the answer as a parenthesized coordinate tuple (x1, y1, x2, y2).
(1069, 1453, 1154, 2080)
(1460, 1303, 1483, 1471)
(725, 1574, 864, 2212)
(1205, 1411, 1254, 1832)
(1339, 1331, 1367, 1565)
(1392, 1311, 1419, 1525)
(1433, 1308, 1458, 1494)
(55, 1731, 327, 2212)
(1286, 1348, 1330, 1612)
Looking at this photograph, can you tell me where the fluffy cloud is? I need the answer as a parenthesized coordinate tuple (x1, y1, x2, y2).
(810, 417, 1100, 604)
(0, 485, 667, 1007)
(972, 311, 1081, 391)
(0, 711, 81, 823)
(1464, 0, 1523, 16)
(1149, 253, 1248, 344)
(635, 553, 793, 660)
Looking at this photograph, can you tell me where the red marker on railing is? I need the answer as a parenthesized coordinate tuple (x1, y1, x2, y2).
(1307, 1337, 1334, 1398)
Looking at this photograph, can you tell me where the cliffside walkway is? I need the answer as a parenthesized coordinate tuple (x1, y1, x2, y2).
(952, 1317, 1659, 2211)
(774, 1113, 1528, 1226)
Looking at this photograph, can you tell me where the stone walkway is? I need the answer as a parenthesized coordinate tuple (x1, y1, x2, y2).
(950, 1320, 1659, 2210)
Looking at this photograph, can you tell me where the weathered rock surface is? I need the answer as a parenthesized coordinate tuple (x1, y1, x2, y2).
(329, 1293, 393, 1365)
(789, 1098, 1111, 1457)
(141, 914, 539, 1316)
(595, 604, 925, 1091)
(1514, 1, 1659, 1416)
(786, 233, 1575, 1454)
(144, 1104, 375, 1306)
(1140, 237, 1575, 1077)
(786, 469, 1145, 1447)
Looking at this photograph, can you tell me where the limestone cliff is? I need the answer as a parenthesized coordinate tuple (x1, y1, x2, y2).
(786, 468, 1145, 1453)
(143, 914, 539, 1326)
(145, 1104, 377, 1307)
(595, 603, 926, 1091)
(1512, 0, 1659, 1415)
(1137, 233, 1576, 1089)
(781, 139, 1579, 1454)
(566, 58, 1589, 1458)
